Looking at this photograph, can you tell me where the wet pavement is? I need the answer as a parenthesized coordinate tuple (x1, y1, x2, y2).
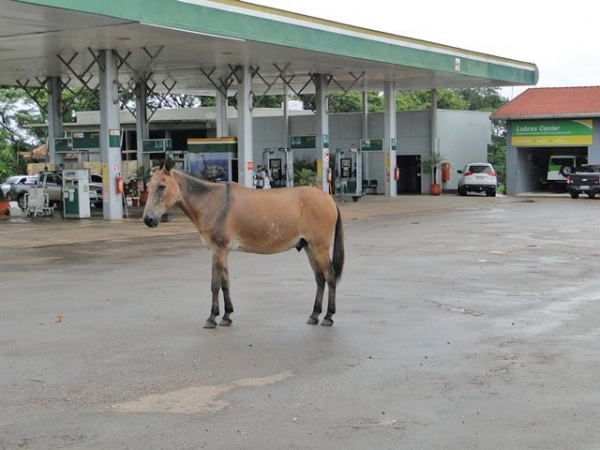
(2, 193, 600, 449)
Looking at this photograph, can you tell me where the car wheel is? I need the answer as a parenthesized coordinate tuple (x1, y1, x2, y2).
(17, 193, 26, 210)
(587, 192, 596, 199)
(458, 185, 466, 196)
(488, 189, 496, 197)
(570, 192, 580, 199)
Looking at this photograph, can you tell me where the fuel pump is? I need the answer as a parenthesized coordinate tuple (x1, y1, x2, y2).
(278, 147, 293, 188)
(334, 148, 362, 202)
(62, 169, 91, 219)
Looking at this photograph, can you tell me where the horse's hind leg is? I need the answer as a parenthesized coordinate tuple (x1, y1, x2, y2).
(305, 246, 330, 325)
(322, 274, 337, 327)
(307, 270, 326, 325)
(220, 263, 234, 326)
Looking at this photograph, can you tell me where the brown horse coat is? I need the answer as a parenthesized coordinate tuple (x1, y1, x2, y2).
(143, 162, 344, 328)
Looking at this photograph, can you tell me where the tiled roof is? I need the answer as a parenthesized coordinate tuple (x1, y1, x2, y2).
(490, 86, 600, 120)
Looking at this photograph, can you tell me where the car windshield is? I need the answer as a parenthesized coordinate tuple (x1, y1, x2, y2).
(24, 177, 39, 185)
(469, 165, 493, 174)
(550, 158, 573, 167)
(3, 176, 21, 184)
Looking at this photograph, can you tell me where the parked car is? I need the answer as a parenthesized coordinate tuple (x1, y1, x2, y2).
(1, 175, 35, 198)
(88, 173, 104, 208)
(457, 163, 497, 197)
(546, 154, 587, 191)
(9, 171, 104, 210)
(567, 164, 600, 199)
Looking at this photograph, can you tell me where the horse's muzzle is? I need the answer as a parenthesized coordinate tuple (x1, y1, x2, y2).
(144, 215, 159, 228)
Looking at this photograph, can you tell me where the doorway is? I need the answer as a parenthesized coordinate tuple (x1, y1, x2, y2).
(397, 155, 421, 194)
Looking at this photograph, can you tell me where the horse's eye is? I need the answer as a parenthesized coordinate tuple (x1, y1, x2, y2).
(158, 184, 166, 192)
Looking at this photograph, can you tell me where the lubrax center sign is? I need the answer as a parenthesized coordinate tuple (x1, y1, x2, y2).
(512, 119, 593, 146)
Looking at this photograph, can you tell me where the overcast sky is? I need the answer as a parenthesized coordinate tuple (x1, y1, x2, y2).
(249, 0, 598, 100)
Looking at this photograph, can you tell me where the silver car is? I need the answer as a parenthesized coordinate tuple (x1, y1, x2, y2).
(1, 175, 35, 198)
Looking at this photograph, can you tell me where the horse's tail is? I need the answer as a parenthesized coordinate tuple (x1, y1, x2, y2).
(332, 206, 345, 283)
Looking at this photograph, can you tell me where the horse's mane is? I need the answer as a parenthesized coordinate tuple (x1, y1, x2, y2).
(172, 168, 217, 195)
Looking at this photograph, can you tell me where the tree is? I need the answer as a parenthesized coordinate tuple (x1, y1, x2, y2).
(454, 87, 506, 111)
(488, 119, 507, 187)
(0, 86, 44, 179)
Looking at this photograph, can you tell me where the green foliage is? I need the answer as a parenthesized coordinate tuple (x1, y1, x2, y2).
(0, 145, 27, 181)
(328, 92, 362, 113)
(421, 151, 447, 184)
(327, 92, 386, 113)
(303, 87, 508, 114)
(488, 119, 507, 185)
(396, 90, 470, 111)
(295, 168, 318, 186)
(396, 90, 431, 110)
(454, 87, 506, 111)
(293, 156, 317, 186)
(0, 86, 43, 179)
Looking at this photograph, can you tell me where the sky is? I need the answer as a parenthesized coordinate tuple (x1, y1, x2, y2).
(249, 0, 598, 100)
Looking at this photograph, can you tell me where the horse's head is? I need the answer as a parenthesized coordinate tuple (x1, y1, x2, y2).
(143, 159, 180, 228)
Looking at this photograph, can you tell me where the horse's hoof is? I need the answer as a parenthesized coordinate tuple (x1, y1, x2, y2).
(203, 319, 218, 329)
(219, 318, 232, 327)
(307, 316, 319, 325)
(321, 318, 334, 326)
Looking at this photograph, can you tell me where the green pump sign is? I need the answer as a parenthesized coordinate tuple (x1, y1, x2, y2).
(512, 119, 593, 146)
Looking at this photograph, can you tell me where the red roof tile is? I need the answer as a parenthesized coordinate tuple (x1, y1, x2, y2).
(491, 86, 600, 120)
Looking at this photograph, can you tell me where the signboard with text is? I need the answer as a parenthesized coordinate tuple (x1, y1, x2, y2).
(290, 135, 316, 149)
(512, 120, 593, 146)
(361, 139, 383, 151)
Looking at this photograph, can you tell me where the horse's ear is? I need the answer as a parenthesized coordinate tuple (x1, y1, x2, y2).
(162, 158, 174, 174)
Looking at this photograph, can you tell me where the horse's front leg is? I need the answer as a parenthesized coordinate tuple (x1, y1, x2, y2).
(203, 248, 233, 329)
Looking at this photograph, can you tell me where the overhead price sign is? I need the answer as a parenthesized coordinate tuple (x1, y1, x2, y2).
(72, 131, 100, 150)
(290, 135, 316, 149)
(142, 139, 173, 153)
(512, 120, 593, 146)
(361, 139, 383, 151)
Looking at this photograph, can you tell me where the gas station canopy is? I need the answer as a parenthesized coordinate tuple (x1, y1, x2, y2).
(0, 0, 539, 95)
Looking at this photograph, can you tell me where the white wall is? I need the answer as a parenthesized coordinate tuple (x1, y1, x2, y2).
(436, 110, 492, 190)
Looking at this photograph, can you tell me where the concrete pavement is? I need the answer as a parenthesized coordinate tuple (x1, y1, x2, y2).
(3, 191, 600, 449)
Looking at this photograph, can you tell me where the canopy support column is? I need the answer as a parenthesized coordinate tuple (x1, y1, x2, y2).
(314, 73, 330, 193)
(47, 76, 64, 167)
(237, 65, 254, 187)
(135, 81, 149, 168)
(384, 81, 397, 197)
(99, 50, 123, 220)
(216, 90, 228, 137)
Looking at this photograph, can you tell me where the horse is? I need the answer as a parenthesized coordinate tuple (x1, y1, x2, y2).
(142, 159, 345, 329)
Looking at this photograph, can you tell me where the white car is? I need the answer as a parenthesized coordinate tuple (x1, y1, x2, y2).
(1, 175, 35, 198)
(457, 163, 497, 197)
